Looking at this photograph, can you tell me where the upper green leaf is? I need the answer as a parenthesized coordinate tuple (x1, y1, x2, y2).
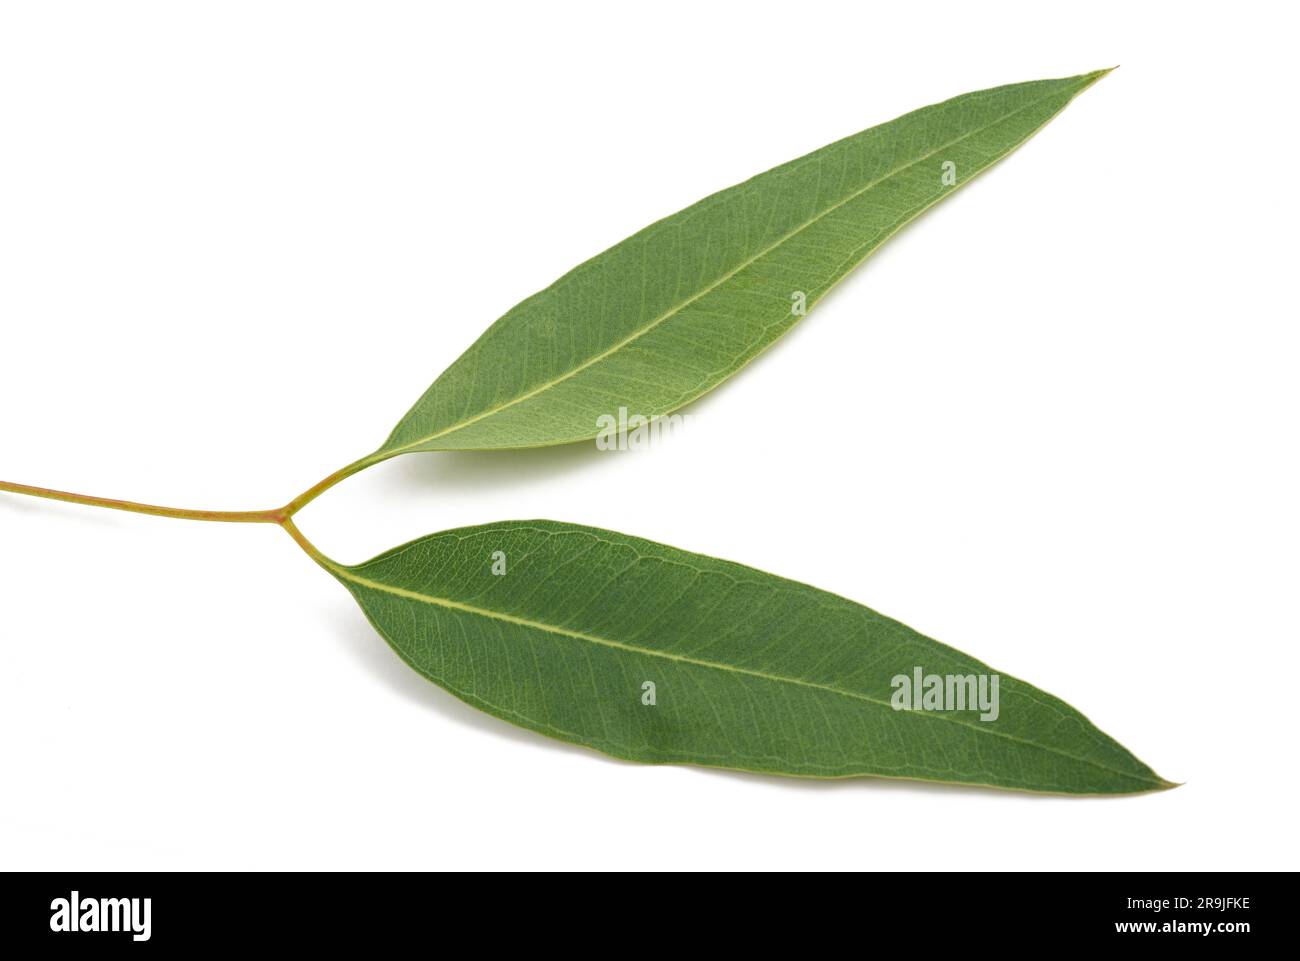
(328, 519, 1167, 794)
(379, 70, 1110, 455)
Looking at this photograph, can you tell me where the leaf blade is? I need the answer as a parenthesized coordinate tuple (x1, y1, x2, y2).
(382, 70, 1110, 454)
(329, 520, 1167, 794)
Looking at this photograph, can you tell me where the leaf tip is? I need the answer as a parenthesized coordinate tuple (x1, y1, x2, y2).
(1081, 66, 1118, 88)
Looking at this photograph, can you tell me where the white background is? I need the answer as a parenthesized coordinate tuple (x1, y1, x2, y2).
(1, 1, 1296, 871)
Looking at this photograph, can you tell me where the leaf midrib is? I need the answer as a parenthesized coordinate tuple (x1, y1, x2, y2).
(386, 84, 1073, 455)
(333, 562, 1160, 787)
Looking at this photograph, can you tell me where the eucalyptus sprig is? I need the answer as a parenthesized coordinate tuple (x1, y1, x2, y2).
(2, 69, 1171, 794)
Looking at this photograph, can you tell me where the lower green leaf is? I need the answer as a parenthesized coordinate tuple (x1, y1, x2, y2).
(327, 520, 1169, 795)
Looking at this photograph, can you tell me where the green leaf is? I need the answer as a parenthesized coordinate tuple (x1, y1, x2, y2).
(379, 70, 1110, 455)
(326, 520, 1168, 794)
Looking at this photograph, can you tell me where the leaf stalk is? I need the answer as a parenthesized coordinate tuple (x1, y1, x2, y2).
(0, 448, 387, 526)
(0, 476, 345, 568)
(0, 479, 285, 524)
